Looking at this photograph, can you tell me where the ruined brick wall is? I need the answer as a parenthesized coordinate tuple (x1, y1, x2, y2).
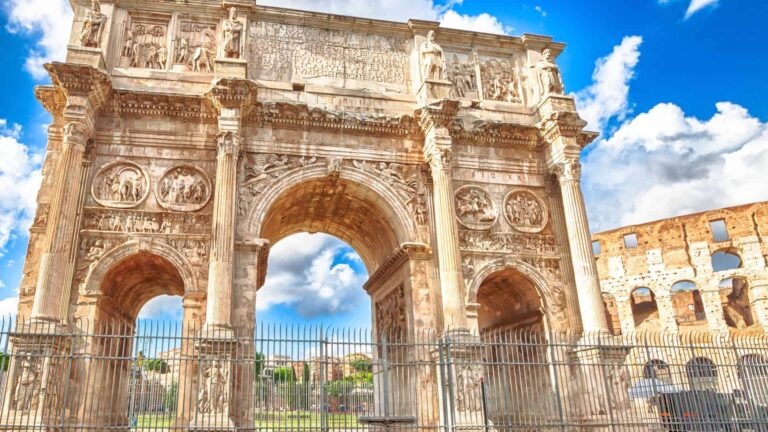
(592, 202, 768, 334)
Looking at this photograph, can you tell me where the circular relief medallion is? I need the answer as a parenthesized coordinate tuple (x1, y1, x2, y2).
(503, 189, 548, 233)
(91, 161, 150, 209)
(156, 165, 212, 212)
(454, 185, 499, 230)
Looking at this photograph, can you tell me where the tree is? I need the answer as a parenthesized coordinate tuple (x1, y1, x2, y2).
(254, 352, 265, 377)
(143, 359, 170, 374)
(351, 358, 372, 373)
(303, 362, 310, 383)
(273, 366, 295, 382)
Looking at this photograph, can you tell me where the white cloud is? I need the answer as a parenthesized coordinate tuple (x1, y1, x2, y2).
(4, 0, 73, 79)
(257, 233, 369, 318)
(583, 102, 768, 231)
(574, 36, 643, 132)
(534, 5, 548, 17)
(259, 0, 510, 34)
(0, 296, 19, 316)
(138, 295, 184, 320)
(685, 0, 719, 18)
(0, 121, 43, 252)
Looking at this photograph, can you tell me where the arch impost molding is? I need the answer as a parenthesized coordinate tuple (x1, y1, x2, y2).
(364, 242, 432, 295)
(82, 239, 199, 296)
(237, 238, 270, 290)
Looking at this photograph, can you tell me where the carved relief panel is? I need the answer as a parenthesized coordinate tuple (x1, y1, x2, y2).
(92, 161, 150, 208)
(375, 284, 406, 339)
(455, 185, 498, 230)
(446, 52, 479, 99)
(119, 15, 170, 70)
(174, 20, 218, 73)
(503, 189, 548, 234)
(156, 166, 212, 212)
(249, 22, 411, 89)
(479, 55, 524, 103)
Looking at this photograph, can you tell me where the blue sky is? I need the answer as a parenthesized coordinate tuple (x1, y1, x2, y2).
(0, 0, 765, 328)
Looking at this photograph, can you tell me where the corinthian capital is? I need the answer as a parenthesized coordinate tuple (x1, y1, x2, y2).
(425, 145, 453, 171)
(550, 160, 581, 184)
(45, 63, 111, 109)
(418, 99, 459, 135)
(217, 131, 241, 156)
(206, 78, 258, 115)
(63, 121, 91, 151)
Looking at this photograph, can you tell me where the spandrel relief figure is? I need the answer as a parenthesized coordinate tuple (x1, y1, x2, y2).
(419, 30, 445, 82)
(221, 7, 243, 59)
(80, 0, 107, 48)
(13, 355, 42, 412)
(536, 48, 564, 96)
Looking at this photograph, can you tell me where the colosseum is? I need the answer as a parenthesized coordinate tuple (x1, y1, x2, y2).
(594, 201, 768, 335)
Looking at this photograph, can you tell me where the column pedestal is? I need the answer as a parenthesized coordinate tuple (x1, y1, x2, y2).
(189, 331, 239, 432)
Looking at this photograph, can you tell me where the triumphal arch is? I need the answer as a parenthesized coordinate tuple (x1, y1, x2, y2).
(5, 0, 611, 429)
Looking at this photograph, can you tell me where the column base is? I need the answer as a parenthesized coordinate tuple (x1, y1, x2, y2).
(188, 415, 237, 432)
(417, 79, 453, 105)
(189, 332, 239, 431)
(215, 58, 247, 79)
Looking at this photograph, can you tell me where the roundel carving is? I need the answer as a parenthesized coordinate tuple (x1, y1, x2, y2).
(156, 166, 212, 212)
(454, 185, 498, 230)
(503, 189, 548, 233)
(92, 161, 149, 208)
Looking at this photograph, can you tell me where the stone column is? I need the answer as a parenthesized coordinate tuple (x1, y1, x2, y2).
(418, 101, 467, 330)
(203, 78, 258, 331)
(540, 102, 609, 335)
(28, 64, 110, 324)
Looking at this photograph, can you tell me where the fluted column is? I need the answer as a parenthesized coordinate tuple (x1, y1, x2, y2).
(29, 64, 110, 324)
(204, 78, 258, 331)
(419, 101, 467, 330)
(551, 159, 609, 333)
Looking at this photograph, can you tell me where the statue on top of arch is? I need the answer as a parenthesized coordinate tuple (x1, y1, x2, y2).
(80, 0, 107, 48)
(535, 48, 564, 97)
(221, 7, 244, 59)
(419, 30, 446, 82)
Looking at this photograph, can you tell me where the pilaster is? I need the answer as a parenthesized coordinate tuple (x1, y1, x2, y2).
(655, 294, 680, 333)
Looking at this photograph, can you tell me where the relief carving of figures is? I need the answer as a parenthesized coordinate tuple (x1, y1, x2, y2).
(13, 354, 42, 412)
(197, 360, 228, 414)
(503, 190, 548, 233)
(175, 22, 217, 72)
(481, 59, 522, 103)
(447, 54, 478, 99)
(167, 239, 209, 264)
(461, 256, 475, 287)
(375, 285, 406, 339)
(221, 8, 243, 59)
(80, 0, 107, 48)
(32, 204, 50, 228)
(157, 166, 212, 212)
(535, 49, 564, 97)
(239, 153, 322, 216)
(455, 362, 483, 412)
(74, 237, 119, 287)
(84, 209, 211, 235)
(419, 31, 446, 82)
(92, 162, 149, 208)
(121, 23, 169, 70)
(455, 186, 498, 230)
(459, 230, 558, 256)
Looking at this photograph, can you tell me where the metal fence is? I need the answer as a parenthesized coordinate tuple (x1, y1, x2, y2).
(1, 318, 768, 431)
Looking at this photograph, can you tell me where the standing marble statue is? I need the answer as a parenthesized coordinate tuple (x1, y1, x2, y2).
(536, 48, 564, 96)
(419, 30, 445, 81)
(221, 7, 243, 59)
(80, 0, 107, 48)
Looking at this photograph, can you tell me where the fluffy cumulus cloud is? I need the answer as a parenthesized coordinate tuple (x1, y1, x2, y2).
(574, 36, 643, 132)
(257, 233, 368, 318)
(578, 37, 768, 231)
(3, 0, 73, 79)
(0, 295, 18, 317)
(138, 295, 184, 320)
(0, 121, 42, 251)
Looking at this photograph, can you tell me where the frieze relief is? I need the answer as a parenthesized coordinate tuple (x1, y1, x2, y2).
(455, 186, 498, 230)
(446, 53, 479, 99)
(459, 230, 558, 256)
(250, 22, 410, 88)
(503, 190, 548, 234)
(174, 20, 217, 73)
(157, 166, 212, 212)
(91, 161, 150, 209)
(83, 208, 212, 235)
(120, 17, 169, 70)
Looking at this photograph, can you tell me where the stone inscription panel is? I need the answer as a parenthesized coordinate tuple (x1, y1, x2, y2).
(249, 22, 411, 90)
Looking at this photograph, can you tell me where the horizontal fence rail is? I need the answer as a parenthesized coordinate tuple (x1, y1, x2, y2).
(0, 318, 767, 431)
